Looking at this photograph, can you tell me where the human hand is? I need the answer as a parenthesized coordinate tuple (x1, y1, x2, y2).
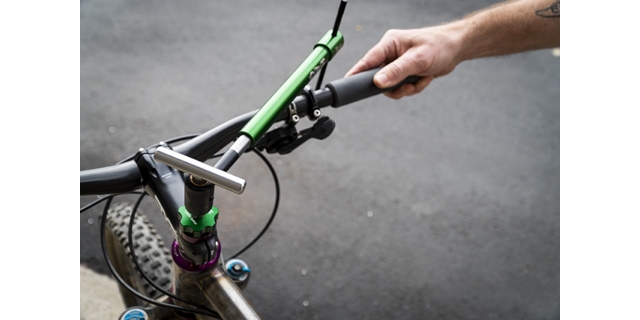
(345, 25, 464, 99)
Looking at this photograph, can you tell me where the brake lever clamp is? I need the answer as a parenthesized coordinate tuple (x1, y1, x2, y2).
(302, 85, 322, 121)
(253, 123, 298, 154)
(277, 116, 335, 155)
(288, 103, 300, 124)
(254, 117, 335, 155)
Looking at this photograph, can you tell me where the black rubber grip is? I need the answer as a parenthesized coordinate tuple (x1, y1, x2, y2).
(325, 67, 421, 108)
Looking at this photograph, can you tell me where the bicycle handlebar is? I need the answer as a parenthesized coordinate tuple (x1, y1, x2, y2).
(80, 68, 420, 195)
(327, 68, 420, 107)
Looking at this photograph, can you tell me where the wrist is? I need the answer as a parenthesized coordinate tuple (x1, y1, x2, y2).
(444, 0, 560, 62)
(428, 21, 470, 68)
(444, 15, 493, 64)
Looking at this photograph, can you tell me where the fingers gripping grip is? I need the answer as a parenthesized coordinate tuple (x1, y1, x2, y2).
(326, 68, 421, 108)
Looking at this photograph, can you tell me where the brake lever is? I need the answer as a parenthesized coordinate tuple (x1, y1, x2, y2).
(277, 116, 335, 155)
(254, 124, 298, 154)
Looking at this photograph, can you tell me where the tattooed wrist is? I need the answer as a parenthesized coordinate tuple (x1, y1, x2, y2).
(536, 1, 560, 18)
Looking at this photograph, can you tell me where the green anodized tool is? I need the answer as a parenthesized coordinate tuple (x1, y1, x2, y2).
(178, 206, 219, 238)
(238, 30, 344, 145)
(214, 1, 348, 174)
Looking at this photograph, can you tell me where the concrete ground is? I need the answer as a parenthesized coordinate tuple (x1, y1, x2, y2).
(81, 0, 559, 319)
(80, 265, 125, 320)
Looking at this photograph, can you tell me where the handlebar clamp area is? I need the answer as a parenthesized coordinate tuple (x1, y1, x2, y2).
(302, 85, 321, 121)
(288, 103, 300, 124)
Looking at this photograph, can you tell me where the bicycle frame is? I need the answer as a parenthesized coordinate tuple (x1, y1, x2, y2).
(172, 259, 258, 319)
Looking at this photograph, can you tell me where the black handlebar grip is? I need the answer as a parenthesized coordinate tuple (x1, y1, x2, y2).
(325, 67, 421, 108)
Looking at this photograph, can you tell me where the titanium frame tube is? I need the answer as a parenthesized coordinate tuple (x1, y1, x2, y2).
(173, 263, 261, 320)
(199, 265, 261, 320)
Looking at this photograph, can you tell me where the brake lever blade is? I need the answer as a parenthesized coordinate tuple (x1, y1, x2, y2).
(278, 117, 335, 155)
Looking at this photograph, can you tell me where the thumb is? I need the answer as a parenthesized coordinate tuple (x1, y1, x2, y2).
(374, 51, 425, 89)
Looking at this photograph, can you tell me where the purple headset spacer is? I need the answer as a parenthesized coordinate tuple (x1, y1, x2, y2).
(171, 239, 221, 272)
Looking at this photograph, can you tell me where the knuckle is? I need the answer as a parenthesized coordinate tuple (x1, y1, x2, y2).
(357, 58, 370, 69)
(407, 52, 430, 73)
(386, 63, 403, 77)
(384, 29, 401, 37)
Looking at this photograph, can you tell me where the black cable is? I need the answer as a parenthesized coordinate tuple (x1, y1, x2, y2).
(99, 196, 218, 318)
(315, 65, 328, 91)
(127, 192, 221, 318)
(331, 0, 348, 37)
(229, 149, 280, 259)
(164, 133, 201, 145)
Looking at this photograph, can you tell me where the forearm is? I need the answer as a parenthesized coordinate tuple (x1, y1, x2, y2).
(345, 0, 560, 98)
(450, 0, 560, 63)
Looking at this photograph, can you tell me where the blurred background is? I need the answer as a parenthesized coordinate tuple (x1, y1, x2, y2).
(80, 0, 559, 319)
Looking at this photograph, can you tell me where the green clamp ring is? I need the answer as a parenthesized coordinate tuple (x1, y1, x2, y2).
(314, 30, 344, 60)
(178, 206, 219, 238)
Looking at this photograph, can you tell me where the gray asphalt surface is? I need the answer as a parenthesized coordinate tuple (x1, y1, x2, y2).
(80, 0, 559, 319)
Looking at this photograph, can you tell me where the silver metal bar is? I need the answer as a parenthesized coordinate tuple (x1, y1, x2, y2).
(229, 135, 252, 155)
(154, 147, 246, 194)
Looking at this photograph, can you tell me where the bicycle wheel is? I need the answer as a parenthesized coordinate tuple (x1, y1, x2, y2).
(103, 202, 173, 308)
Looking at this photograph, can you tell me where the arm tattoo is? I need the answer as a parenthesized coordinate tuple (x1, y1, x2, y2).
(536, 1, 560, 18)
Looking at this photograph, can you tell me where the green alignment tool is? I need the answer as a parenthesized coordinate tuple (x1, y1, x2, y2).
(239, 30, 344, 144)
(214, 1, 348, 173)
